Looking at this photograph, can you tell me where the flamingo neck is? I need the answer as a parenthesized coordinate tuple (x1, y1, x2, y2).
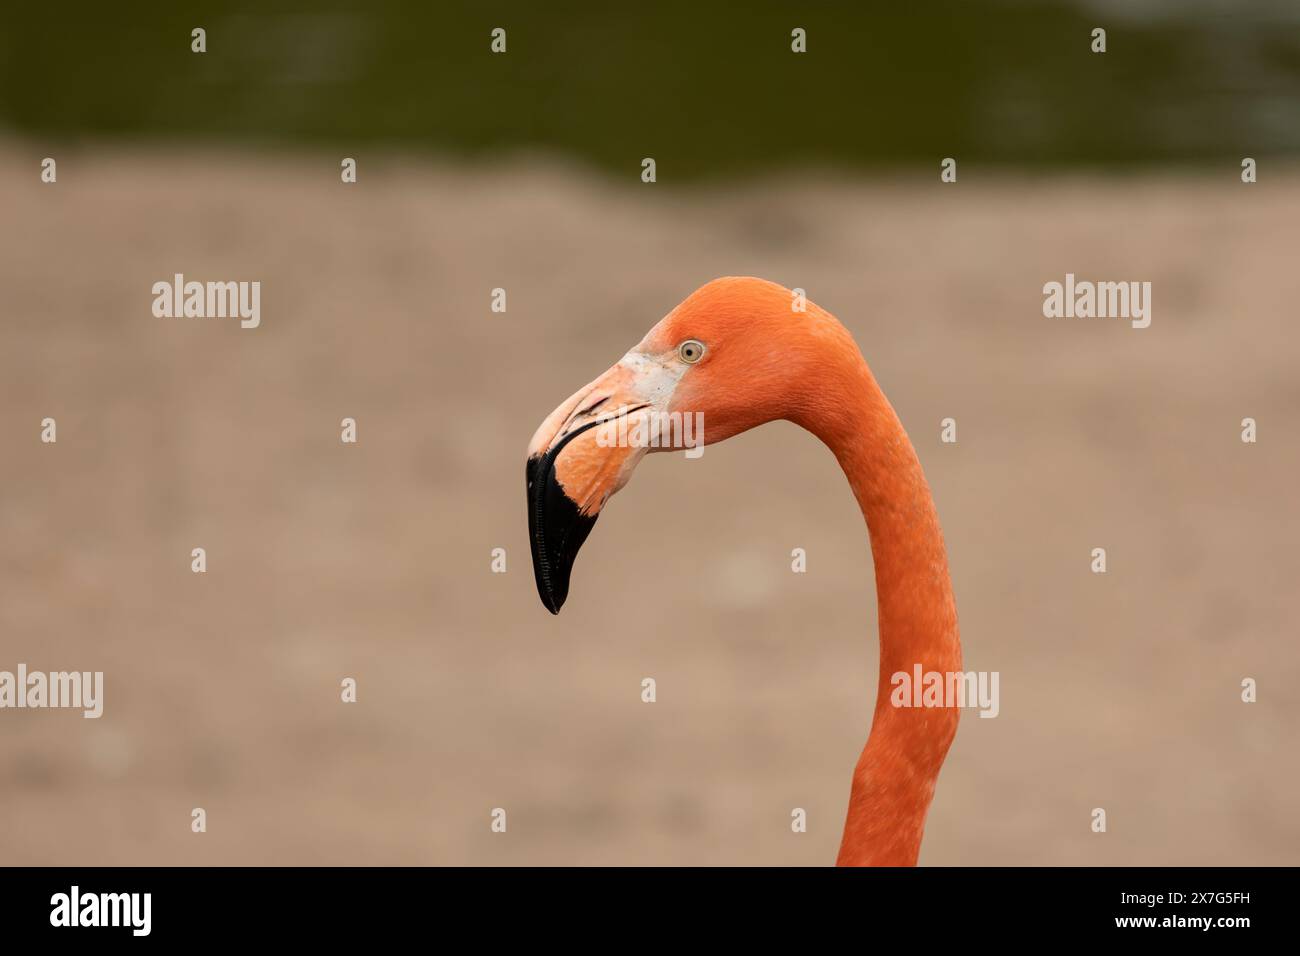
(801, 351, 962, 866)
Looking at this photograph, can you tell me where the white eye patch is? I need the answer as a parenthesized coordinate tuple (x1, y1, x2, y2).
(618, 349, 691, 407)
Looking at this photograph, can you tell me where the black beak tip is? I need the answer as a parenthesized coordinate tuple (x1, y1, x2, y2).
(527, 453, 598, 617)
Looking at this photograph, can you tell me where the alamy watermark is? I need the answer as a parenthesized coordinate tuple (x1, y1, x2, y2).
(890, 664, 999, 718)
(50, 886, 150, 936)
(595, 406, 705, 459)
(0, 664, 103, 718)
(1043, 273, 1151, 329)
(152, 273, 261, 328)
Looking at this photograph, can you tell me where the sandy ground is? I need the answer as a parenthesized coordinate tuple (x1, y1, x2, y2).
(1, 145, 1297, 865)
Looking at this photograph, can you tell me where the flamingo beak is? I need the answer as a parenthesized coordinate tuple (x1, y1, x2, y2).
(526, 353, 680, 614)
(525, 428, 604, 615)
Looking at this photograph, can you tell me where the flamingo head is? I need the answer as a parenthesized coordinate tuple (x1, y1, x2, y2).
(526, 276, 855, 613)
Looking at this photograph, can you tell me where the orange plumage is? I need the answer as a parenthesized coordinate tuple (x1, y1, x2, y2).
(528, 277, 961, 865)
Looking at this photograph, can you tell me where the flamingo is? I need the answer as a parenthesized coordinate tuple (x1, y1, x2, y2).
(526, 277, 961, 866)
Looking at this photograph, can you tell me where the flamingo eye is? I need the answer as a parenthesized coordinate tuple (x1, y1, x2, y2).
(678, 340, 706, 364)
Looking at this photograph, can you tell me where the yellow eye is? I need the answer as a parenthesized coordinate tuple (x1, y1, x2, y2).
(678, 339, 705, 364)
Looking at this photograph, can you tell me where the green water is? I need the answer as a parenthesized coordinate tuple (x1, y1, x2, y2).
(3, 1, 1297, 178)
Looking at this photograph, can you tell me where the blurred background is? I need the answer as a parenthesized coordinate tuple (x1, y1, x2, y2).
(1, 0, 1298, 865)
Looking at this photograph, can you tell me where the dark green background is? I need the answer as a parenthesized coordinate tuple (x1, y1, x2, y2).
(3, 1, 1297, 178)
